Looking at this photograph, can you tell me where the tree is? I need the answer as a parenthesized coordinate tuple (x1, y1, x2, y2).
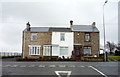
(106, 41, 116, 54)
(116, 42, 120, 50)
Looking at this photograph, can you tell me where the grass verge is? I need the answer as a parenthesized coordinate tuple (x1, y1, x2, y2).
(108, 56, 120, 61)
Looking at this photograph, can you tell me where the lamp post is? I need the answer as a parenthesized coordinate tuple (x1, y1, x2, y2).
(103, 0, 108, 62)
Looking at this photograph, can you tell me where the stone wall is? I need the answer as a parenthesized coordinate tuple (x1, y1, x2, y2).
(74, 32, 99, 56)
(22, 31, 99, 59)
(22, 32, 52, 58)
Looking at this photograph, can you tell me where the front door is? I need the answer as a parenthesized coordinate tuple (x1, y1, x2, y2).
(74, 45, 82, 57)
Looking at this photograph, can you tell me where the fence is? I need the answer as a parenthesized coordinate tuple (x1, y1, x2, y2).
(0, 52, 22, 57)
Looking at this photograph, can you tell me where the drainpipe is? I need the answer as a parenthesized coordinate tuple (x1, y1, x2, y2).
(50, 45, 52, 59)
(23, 31, 25, 59)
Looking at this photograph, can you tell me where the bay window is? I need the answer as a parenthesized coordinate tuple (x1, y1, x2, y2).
(43, 45, 52, 56)
(29, 45, 41, 55)
(60, 47, 68, 56)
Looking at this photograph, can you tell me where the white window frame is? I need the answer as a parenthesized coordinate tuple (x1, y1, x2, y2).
(29, 45, 41, 55)
(43, 45, 52, 56)
(31, 33, 37, 41)
(52, 45, 59, 56)
(84, 46, 91, 55)
(59, 46, 69, 56)
(60, 33, 65, 41)
(85, 33, 90, 41)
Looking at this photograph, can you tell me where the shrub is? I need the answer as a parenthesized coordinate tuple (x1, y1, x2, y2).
(38, 57, 43, 61)
(16, 57, 24, 61)
(83, 57, 104, 62)
(115, 50, 120, 56)
(2, 56, 15, 59)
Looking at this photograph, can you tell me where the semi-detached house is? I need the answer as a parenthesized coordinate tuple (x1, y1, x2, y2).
(22, 20, 99, 60)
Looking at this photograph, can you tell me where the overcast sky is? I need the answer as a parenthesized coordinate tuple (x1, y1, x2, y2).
(0, 0, 119, 53)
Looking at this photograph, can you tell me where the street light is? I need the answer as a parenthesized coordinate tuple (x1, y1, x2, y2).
(103, 0, 108, 62)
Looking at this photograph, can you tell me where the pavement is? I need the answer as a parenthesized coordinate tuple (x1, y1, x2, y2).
(1, 61, 120, 77)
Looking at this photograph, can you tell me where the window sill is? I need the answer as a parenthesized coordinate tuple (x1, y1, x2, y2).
(30, 54, 40, 56)
(43, 55, 51, 56)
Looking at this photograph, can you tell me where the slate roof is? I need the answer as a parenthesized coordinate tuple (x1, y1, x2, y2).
(72, 25, 99, 32)
(23, 25, 99, 32)
(49, 28, 71, 32)
(24, 27, 49, 32)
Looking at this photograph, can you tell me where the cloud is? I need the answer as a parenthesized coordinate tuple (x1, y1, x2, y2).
(0, 1, 118, 52)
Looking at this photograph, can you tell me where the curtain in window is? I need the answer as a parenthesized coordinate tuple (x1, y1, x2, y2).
(29, 45, 40, 55)
(85, 33, 90, 41)
(84, 47, 91, 54)
(60, 47, 68, 56)
(52, 46, 59, 56)
(31, 33, 37, 41)
(60, 33, 65, 41)
(43, 45, 51, 56)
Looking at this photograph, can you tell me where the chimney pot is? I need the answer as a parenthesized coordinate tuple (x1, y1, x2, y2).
(26, 22, 31, 31)
(70, 20, 73, 26)
(70, 20, 73, 28)
(92, 22, 96, 28)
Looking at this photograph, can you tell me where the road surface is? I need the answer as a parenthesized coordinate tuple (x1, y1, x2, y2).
(1, 61, 120, 77)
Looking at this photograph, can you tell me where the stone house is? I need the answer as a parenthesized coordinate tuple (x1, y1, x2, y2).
(22, 21, 99, 59)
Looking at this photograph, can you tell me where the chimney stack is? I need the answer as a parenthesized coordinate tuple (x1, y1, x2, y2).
(26, 22, 31, 31)
(92, 22, 96, 28)
(70, 20, 73, 28)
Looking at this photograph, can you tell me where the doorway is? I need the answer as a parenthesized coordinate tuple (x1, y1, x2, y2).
(74, 45, 82, 59)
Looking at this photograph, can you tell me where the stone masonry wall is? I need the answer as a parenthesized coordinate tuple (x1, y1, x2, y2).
(22, 32, 52, 58)
(22, 31, 99, 58)
(74, 32, 99, 56)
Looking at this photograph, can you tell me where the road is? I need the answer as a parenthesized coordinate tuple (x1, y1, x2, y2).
(1, 61, 120, 77)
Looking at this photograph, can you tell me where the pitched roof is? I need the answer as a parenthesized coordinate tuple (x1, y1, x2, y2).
(72, 25, 99, 32)
(24, 27, 49, 32)
(49, 28, 71, 32)
(23, 25, 99, 32)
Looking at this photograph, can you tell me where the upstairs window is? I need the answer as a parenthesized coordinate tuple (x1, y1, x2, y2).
(85, 33, 90, 41)
(84, 46, 91, 55)
(60, 33, 65, 41)
(31, 33, 37, 41)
